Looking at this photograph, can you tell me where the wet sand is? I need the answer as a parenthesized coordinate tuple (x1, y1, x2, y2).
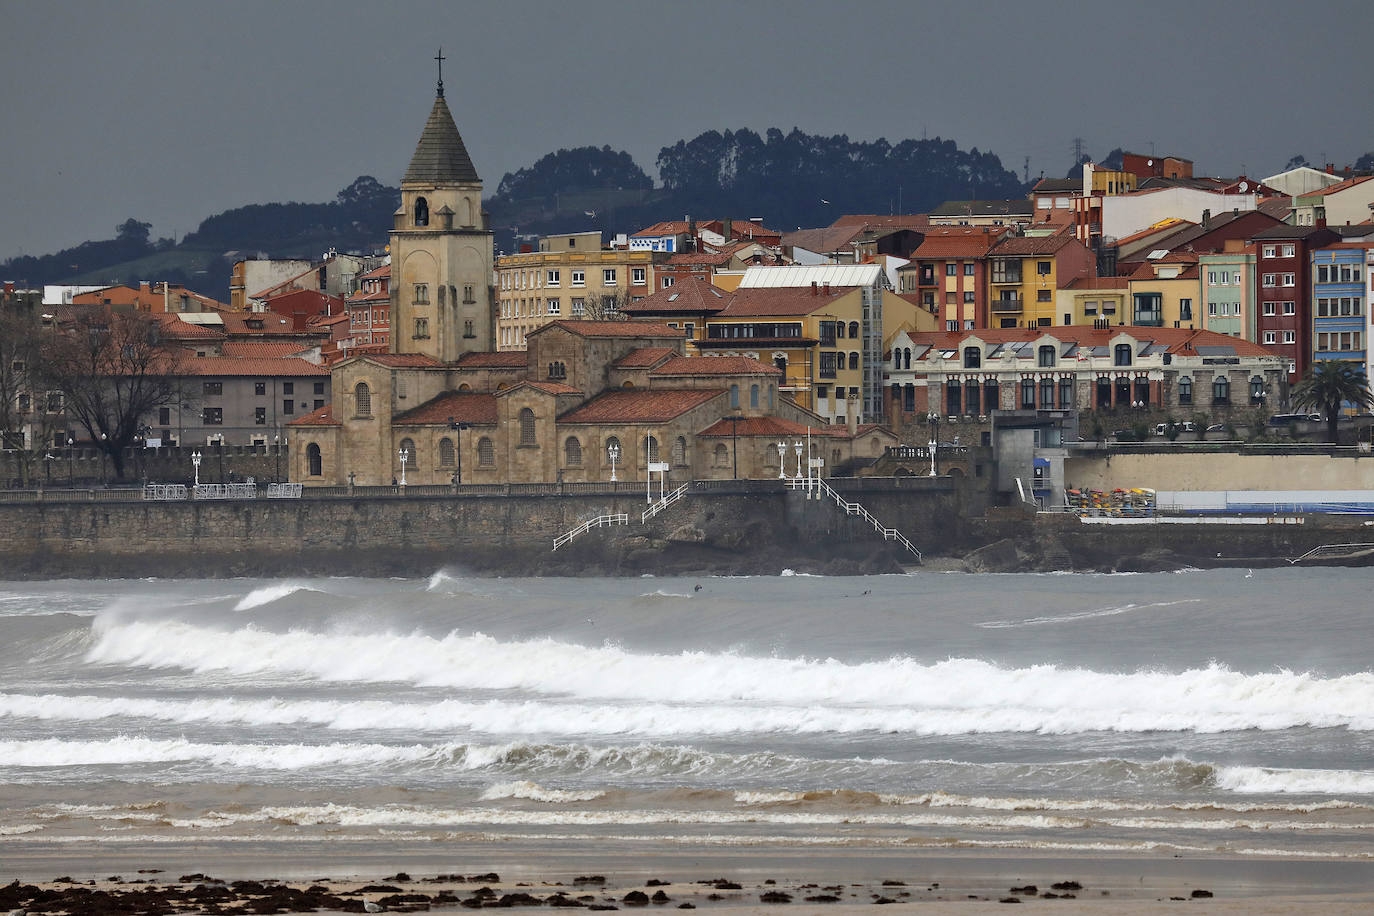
(5, 838, 1374, 914)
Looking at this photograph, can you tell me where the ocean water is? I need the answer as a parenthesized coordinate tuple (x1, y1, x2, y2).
(2, 568, 1373, 865)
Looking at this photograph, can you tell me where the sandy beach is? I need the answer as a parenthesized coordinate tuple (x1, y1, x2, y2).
(6, 839, 1374, 914)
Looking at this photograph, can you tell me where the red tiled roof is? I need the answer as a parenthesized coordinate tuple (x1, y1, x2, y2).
(156, 314, 227, 339)
(1114, 219, 1195, 247)
(1062, 276, 1129, 290)
(359, 263, 391, 280)
(621, 276, 732, 315)
(537, 320, 685, 339)
(344, 353, 446, 368)
(908, 226, 1008, 259)
(1299, 174, 1373, 198)
(829, 213, 930, 230)
(780, 225, 864, 254)
(220, 340, 312, 358)
(652, 356, 780, 377)
(179, 357, 329, 377)
(394, 391, 499, 425)
(347, 287, 391, 302)
(218, 310, 320, 336)
(455, 351, 529, 368)
(987, 233, 1079, 257)
(507, 380, 583, 396)
(908, 325, 1276, 358)
(558, 388, 724, 424)
(612, 347, 676, 369)
(288, 404, 339, 427)
(632, 221, 693, 237)
(697, 416, 852, 438)
(715, 286, 851, 318)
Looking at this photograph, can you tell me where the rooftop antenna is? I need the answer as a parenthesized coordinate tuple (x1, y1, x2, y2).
(1023, 155, 1030, 184)
(434, 48, 446, 97)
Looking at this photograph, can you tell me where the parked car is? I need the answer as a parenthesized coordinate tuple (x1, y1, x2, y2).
(1206, 424, 1227, 434)
(1268, 413, 1323, 426)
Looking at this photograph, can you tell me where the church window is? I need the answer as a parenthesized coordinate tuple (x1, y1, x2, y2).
(462, 197, 473, 226)
(414, 317, 429, 339)
(750, 384, 759, 408)
(477, 436, 495, 467)
(463, 284, 475, 304)
(438, 285, 446, 306)
(645, 435, 659, 463)
(414, 196, 429, 226)
(439, 437, 455, 467)
(519, 408, 537, 446)
(565, 436, 582, 467)
(730, 384, 739, 408)
(354, 382, 371, 418)
(671, 436, 687, 466)
(605, 436, 621, 464)
(713, 443, 728, 467)
(413, 283, 429, 304)
(399, 438, 416, 467)
(306, 443, 322, 477)
(464, 320, 475, 339)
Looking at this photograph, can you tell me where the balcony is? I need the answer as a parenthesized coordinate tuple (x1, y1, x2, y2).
(991, 296, 1023, 314)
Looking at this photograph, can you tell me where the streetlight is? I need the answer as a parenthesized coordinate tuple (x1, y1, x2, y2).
(66, 436, 74, 488)
(398, 446, 409, 486)
(608, 441, 620, 482)
(793, 440, 803, 480)
(776, 441, 788, 478)
(191, 449, 202, 487)
(447, 417, 470, 486)
(730, 408, 741, 479)
(927, 414, 939, 477)
(273, 434, 281, 482)
(99, 432, 107, 487)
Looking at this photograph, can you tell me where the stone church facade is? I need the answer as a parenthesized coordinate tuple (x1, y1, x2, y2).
(287, 81, 895, 486)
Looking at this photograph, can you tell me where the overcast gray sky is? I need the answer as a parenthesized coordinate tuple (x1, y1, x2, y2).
(2, 0, 1369, 262)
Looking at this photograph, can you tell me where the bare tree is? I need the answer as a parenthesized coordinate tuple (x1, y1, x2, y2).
(0, 308, 54, 485)
(39, 308, 185, 480)
(580, 287, 637, 321)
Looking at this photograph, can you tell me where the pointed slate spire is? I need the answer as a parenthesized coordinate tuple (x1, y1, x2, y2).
(403, 91, 479, 184)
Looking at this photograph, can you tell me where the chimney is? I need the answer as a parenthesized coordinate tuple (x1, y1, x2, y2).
(823, 281, 831, 295)
(847, 394, 859, 437)
(722, 217, 733, 241)
(1201, 209, 1210, 229)
(811, 281, 818, 295)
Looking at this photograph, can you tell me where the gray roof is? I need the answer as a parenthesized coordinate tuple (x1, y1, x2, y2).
(930, 199, 1033, 218)
(1250, 224, 1337, 240)
(404, 94, 479, 184)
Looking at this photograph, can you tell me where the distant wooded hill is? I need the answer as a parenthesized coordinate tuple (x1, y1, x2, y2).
(4, 128, 1031, 300)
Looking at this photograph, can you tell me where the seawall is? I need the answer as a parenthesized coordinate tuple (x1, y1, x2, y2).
(0, 478, 1367, 579)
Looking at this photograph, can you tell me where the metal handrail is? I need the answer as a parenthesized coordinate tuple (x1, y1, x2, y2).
(786, 477, 922, 560)
(642, 484, 689, 523)
(552, 512, 628, 550)
(1289, 543, 1374, 564)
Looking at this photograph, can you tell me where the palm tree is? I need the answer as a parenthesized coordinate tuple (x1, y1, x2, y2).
(1290, 360, 1374, 443)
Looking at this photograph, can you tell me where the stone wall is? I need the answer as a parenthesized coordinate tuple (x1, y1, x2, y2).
(2, 444, 288, 489)
(1065, 449, 1374, 492)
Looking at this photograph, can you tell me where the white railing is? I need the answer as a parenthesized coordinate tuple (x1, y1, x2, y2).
(143, 484, 188, 501)
(266, 483, 303, 498)
(552, 513, 628, 550)
(642, 484, 688, 523)
(1289, 543, 1374, 564)
(786, 478, 922, 560)
(193, 483, 258, 500)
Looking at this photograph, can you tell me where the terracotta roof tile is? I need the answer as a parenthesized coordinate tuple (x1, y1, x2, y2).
(345, 353, 446, 368)
(612, 347, 676, 369)
(697, 416, 851, 438)
(537, 319, 685, 339)
(288, 404, 339, 427)
(715, 286, 850, 318)
(558, 388, 723, 424)
(511, 380, 583, 396)
(220, 341, 312, 358)
(652, 356, 780, 376)
(622, 277, 732, 315)
(359, 263, 391, 280)
(179, 357, 329, 377)
(987, 233, 1079, 257)
(908, 226, 1009, 259)
(156, 314, 228, 339)
(907, 325, 1276, 358)
(393, 391, 498, 425)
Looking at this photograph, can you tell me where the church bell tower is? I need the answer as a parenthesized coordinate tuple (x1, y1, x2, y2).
(390, 55, 494, 362)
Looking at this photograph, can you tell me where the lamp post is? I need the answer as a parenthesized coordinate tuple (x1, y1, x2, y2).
(776, 440, 788, 478)
(927, 414, 939, 477)
(608, 442, 620, 482)
(99, 432, 107, 487)
(730, 409, 741, 479)
(398, 446, 409, 486)
(793, 440, 803, 480)
(273, 434, 281, 482)
(191, 449, 202, 487)
(447, 417, 470, 485)
(67, 436, 74, 488)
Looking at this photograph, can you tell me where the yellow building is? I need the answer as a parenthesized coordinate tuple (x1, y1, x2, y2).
(985, 233, 1096, 329)
(1125, 256, 1203, 329)
(1057, 277, 1130, 326)
(496, 232, 668, 349)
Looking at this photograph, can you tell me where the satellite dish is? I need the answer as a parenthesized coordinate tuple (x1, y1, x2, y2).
(1147, 158, 1154, 166)
(1239, 181, 1249, 192)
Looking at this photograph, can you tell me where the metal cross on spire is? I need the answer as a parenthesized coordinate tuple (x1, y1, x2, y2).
(435, 48, 445, 98)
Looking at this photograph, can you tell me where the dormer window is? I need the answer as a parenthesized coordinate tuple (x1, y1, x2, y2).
(414, 196, 429, 227)
(963, 346, 981, 369)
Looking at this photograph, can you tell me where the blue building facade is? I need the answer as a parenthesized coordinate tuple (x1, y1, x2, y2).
(1309, 244, 1367, 381)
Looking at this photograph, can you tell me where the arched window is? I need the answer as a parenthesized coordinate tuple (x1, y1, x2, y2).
(903, 347, 912, 370)
(1134, 377, 1150, 407)
(946, 378, 961, 415)
(1096, 375, 1111, 408)
(477, 436, 495, 467)
(1178, 376, 1193, 405)
(399, 437, 416, 466)
(462, 197, 473, 226)
(713, 443, 729, 466)
(565, 436, 582, 466)
(835, 322, 845, 339)
(774, 355, 787, 374)
(750, 384, 759, 408)
(1212, 375, 1231, 404)
(966, 381, 980, 414)
(1058, 377, 1074, 409)
(848, 352, 859, 370)
(354, 382, 371, 418)
(1038, 345, 1056, 367)
(1021, 377, 1036, 409)
(730, 384, 739, 408)
(963, 346, 981, 369)
(848, 321, 859, 338)
(1040, 377, 1055, 408)
(645, 435, 659, 463)
(1114, 343, 1133, 366)
(306, 443, 322, 477)
(1250, 375, 1265, 404)
(984, 378, 999, 411)
(439, 437, 455, 467)
(672, 436, 687, 466)
(605, 436, 621, 464)
(414, 196, 429, 227)
(904, 383, 915, 412)
(519, 407, 537, 446)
